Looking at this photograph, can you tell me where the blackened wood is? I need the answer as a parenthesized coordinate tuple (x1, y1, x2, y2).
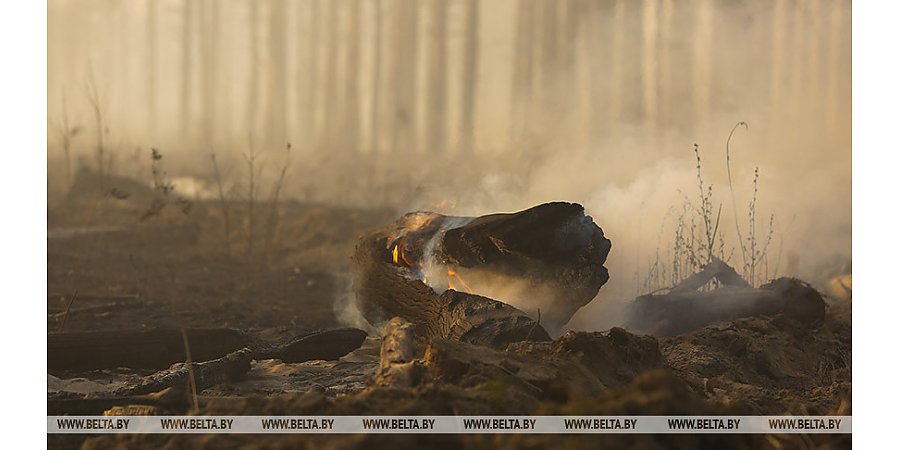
(669, 257, 750, 293)
(353, 225, 551, 346)
(114, 348, 252, 396)
(256, 328, 368, 362)
(625, 278, 827, 336)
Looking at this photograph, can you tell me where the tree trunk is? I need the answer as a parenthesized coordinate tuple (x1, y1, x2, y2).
(200, 0, 220, 144)
(246, 0, 260, 136)
(146, 0, 157, 140)
(266, 0, 288, 146)
(369, 0, 383, 153)
(510, 0, 534, 149)
(392, 0, 418, 154)
(343, 0, 362, 152)
(458, 0, 480, 154)
(180, 0, 194, 138)
(426, 0, 448, 154)
(322, 1, 340, 150)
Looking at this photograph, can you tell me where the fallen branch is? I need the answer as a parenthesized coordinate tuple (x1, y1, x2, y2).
(114, 348, 252, 397)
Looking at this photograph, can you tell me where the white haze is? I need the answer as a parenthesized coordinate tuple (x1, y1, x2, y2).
(47, 0, 851, 332)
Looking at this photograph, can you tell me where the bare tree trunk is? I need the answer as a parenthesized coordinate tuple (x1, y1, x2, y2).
(458, 0, 479, 155)
(426, 0, 448, 154)
(608, 0, 624, 143)
(559, 0, 578, 151)
(180, 0, 194, 138)
(509, 0, 534, 150)
(246, 1, 260, 137)
(825, 0, 842, 136)
(308, 0, 321, 150)
(343, 0, 362, 153)
(322, 1, 340, 151)
(540, 0, 558, 121)
(659, 0, 673, 129)
(370, 0, 383, 153)
(267, 0, 288, 146)
(691, 0, 712, 135)
(391, 0, 418, 155)
(201, 0, 220, 144)
(769, 0, 786, 143)
(642, 0, 658, 134)
(380, 0, 399, 155)
(146, 0, 157, 141)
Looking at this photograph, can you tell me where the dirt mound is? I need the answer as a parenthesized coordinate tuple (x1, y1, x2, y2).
(661, 299, 851, 415)
(81, 309, 850, 449)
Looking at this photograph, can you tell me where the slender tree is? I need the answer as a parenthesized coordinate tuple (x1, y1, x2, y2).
(343, 0, 362, 152)
(322, 0, 340, 150)
(510, 0, 535, 149)
(308, 0, 321, 149)
(392, 0, 419, 154)
(266, 0, 288, 146)
(180, 0, 194, 138)
(246, 0, 260, 136)
(425, 0, 448, 154)
(369, 0, 383, 153)
(458, 0, 480, 155)
(146, 0, 157, 140)
(201, 0, 221, 144)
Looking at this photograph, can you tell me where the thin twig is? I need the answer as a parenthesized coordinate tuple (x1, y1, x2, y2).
(726, 121, 749, 272)
(210, 150, 231, 256)
(524, 309, 541, 341)
(57, 291, 79, 332)
(180, 328, 200, 413)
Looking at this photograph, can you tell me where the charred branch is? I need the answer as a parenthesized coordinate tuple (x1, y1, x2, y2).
(625, 277, 827, 336)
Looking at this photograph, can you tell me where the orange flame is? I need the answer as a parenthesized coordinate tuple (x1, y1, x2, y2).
(401, 245, 413, 266)
(434, 199, 457, 211)
(391, 244, 399, 265)
(446, 267, 472, 292)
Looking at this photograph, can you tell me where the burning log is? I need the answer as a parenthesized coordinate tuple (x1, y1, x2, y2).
(625, 259, 827, 336)
(352, 202, 611, 340)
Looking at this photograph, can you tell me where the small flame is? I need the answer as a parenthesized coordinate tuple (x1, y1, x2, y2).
(446, 267, 472, 292)
(434, 199, 457, 211)
(392, 244, 399, 265)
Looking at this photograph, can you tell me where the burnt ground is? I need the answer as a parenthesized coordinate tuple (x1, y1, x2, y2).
(47, 189, 851, 450)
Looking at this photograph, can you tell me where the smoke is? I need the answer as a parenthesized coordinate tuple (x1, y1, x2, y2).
(48, 1, 851, 332)
(333, 274, 378, 334)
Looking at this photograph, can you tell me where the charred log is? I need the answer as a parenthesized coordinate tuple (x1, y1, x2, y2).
(255, 328, 368, 362)
(114, 348, 252, 396)
(625, 277, 827, 336)
(352, 202, 610, 337)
